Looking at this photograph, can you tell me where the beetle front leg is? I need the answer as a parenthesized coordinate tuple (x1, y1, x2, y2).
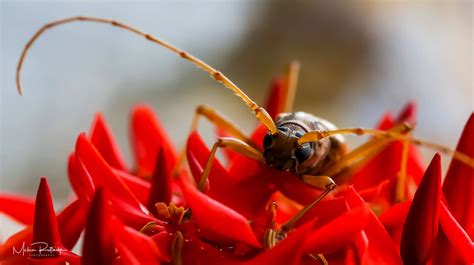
(280, 175, 336, 233)
(197, 137, 262, 191)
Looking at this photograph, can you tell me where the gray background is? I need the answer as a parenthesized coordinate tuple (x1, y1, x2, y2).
(1, 1, 473, 238)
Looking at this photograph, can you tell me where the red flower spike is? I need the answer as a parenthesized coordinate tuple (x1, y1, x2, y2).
(32, 177, 62, 257)
(0, 193, 35, 225)
(148, 147, 173, 214)
(401, 154, 442, 265)
(130, 105, 177, 177)
(67, 153, 95, 202)
(82, 188, 116, 265)
(264, 77, 286, 119)
(89, 113, 128, 171)
(177, 177, 261, 248)
(345, 187, 402, 264)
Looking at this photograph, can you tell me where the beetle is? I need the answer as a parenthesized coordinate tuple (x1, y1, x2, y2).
(16, 16, 474, 237)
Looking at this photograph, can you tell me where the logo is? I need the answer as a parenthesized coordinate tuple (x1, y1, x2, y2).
(12, 241, 66, 257)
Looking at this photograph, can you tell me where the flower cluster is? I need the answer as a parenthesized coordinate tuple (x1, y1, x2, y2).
(0, 77, 472, 265)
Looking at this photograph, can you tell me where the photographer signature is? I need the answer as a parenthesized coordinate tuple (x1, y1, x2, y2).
(12, 241, 66, 257)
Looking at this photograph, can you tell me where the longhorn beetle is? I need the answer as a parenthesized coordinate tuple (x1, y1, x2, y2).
(16, 16, 474, 239)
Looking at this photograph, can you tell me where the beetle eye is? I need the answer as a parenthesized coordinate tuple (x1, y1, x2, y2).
(263, 134, 273, 149)
(295, 131, 304, 138)
(295, 144, 311, 163)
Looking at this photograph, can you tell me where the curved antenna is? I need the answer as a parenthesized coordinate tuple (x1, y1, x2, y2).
(16, 16, 277, 134)
(298, 126, 474, 168)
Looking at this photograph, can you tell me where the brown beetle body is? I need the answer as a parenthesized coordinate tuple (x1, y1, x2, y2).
(263, 112, 348, 175)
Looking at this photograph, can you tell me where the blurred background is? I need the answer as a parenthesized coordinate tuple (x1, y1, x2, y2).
(1, 1, 472, 237)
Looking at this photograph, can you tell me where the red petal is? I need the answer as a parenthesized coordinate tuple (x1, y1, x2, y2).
(401, 154, 442, 265)
(442, 114, 474, 235)
(186, 131, 274, 221)
(376, 112, 395, 130)
(114, 169, 150, 205)
(264, 77, 285, 119)
(130, 105, 177, 177)
(396, 101, 417, 124)
(433, 114, 474, 264)
(177, 177, 261, 248)
(379, 200, 411, 230)
(115, 225, 161, 264)
(244, 220, 316, 265)
(345, 187, 402, 264)
(67, 153, 95, 202)
(435, 202, 474, 264)
(1, 199, 86, 260)
(57, 200, 87, 250)
(89, 113, 128, 171)
(82, 189, 116, 265)
(148, 147, 173, 214)
(75, 133, 155, 228)
(303, 206, 371, 255)
(32, 177, 62, 257)
(0, 194, 35, 225)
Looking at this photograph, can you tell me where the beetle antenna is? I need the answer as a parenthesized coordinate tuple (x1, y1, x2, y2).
(16, 16, 278, 134)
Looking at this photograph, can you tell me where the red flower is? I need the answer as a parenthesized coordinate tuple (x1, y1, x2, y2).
(1, 72, 473, 265)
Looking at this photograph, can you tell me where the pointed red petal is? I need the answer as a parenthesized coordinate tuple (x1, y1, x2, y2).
(244, 220, 316, 265)
(75, 133, 154, 228)
(396, 101, 417, 124)
(442, 113, 474, 236)
(434, 202, 474, 264)
(177, 177, 261, 248)
(186, 131, 274, 222)
(433, 114, 474, 264)
(90, 113, 128, 171)
(148, 147, 173, 214)
(57, 200, 87, 250)
(376, 112, 395, 130)
(345, 187, 402, 264)
(32, 177, 62, 257)
(82, 189, 116, 265)
(264, 77, 285, 119)
(67, 153, 95, 202)
(130, 105, 177, 177)
(379, 200, 411, 230)
(401, 154, 442, 265)
(115, 225, 161, 264)
(303, 206, 371, 255)
(114, 169, 150, 205)
(0, 194, 35, 225)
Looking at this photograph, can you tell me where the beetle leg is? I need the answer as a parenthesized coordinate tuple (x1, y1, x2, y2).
(173, 105, 258, 177)
(197, 137, 262, 191)
(280, 175, 336, 232)
(298, 123, 474, 169)
(321, 123, 413, 177)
